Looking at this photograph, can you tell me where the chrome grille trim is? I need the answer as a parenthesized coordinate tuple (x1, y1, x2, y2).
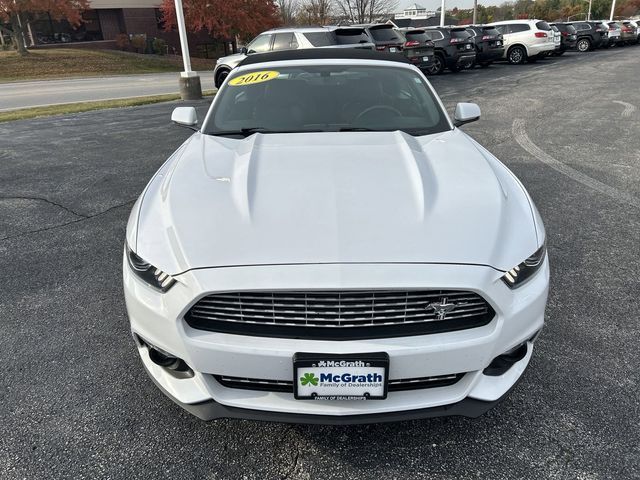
(213, 373, 466, 393)
(185, 290, 494, 340)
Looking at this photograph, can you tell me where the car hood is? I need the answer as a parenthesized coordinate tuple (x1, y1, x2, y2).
(217, 52, 246, 69)
(135, 129, 539, 275)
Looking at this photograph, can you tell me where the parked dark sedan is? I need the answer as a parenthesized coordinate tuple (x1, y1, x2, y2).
(550, 23, 578, 54)
(397, 28, 435, 72)
(465, 25, 504, 67)
(424, 26, 476, 74)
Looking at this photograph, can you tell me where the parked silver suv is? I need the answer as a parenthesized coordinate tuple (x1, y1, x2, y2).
(213, 27, 374, 87)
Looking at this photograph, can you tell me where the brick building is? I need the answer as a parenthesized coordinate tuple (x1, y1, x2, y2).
(26, 0, 234, 57)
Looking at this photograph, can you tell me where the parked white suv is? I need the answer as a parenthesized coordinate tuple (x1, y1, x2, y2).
(213, 27, 374, 87)
(487, 20, 556, 64)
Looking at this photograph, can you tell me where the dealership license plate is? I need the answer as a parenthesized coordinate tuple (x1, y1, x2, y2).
(423, 56, 429, 61)
(389, 47, 397, 52)
(293, 352, 389, 400)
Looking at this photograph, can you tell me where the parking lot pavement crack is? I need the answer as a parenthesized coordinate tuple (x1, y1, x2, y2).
(0, 195, 88, 219)
(280, 427, 303, 480)
(0, 198, 136, 242)
(512, 118, 640, 210)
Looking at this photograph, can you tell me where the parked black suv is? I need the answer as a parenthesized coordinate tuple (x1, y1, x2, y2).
(569, 21, 609, 51)
(424, 27, 476, 74)
(465, 25, 504, 67)
(550, 23, 578, 54)
(354, 24, 405, 53)
(397, 28, 436, 72)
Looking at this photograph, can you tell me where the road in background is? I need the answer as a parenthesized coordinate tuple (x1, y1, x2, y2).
(0, 71, 216, 111)
(1, 48, 639, 479)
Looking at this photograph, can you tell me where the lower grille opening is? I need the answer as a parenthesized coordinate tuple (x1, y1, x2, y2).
(483, 342, 528, 376)
(213, 373, 466, 393)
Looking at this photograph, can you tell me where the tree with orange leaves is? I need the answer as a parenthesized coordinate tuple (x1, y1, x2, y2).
(160, 0, 280, 42)
(0, 0, 89, 56)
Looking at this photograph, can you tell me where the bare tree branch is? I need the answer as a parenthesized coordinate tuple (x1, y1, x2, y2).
(336, 0, 397, 23)
(277, 0, 299, 25)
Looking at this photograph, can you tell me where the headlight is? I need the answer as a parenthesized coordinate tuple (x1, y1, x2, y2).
(126, 245, 176, 292)
(502, 243, 546, 289)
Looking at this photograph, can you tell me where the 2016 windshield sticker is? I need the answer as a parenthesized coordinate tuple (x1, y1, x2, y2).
(229, 71, 279, 86)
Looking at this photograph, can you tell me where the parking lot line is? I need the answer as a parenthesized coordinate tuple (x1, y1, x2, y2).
(512, 118, 640, 209)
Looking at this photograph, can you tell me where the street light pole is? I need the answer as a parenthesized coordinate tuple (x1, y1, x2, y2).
(440, 0, 446, 26)
(587, 0, 592, 21)
(473, 0, 477, 24)
(174, 0, 202, 100)
(609, 0, 616, 20)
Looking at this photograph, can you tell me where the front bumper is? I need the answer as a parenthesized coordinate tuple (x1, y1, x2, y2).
(144, 361, 521, 424)
(124, 261, 549, 423)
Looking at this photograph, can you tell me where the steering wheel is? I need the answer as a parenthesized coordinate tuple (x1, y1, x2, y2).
(354, 105, 402, 123)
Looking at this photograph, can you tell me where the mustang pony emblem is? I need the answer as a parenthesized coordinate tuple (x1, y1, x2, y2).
(428, 298, 457, 320)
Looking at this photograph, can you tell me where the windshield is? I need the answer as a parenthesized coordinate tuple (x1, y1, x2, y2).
(369, 26, 402, 42)
(450, 29, 472, 39)
(204, 65, 450, 137)
(334, 28, 370, 44)
(303, 32, 335, 47)
(405, 31, 430, 43)
(536, 21, 552, 31)
(482, 27, 500, 36)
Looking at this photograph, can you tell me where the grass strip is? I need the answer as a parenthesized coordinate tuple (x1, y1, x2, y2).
(0, 91, 215, 123)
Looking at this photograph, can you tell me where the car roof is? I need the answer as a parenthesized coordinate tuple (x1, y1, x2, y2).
(350, 23, 393, 28)
(262, 26, 332, 34)
(238, 48, 412, 67)
(488, 19, 543, 25)
(425, 25, 466, 30)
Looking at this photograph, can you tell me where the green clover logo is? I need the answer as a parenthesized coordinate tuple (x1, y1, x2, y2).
(300, 372, 319, 386)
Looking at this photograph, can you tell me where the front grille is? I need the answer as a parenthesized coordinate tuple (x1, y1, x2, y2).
(185, 290, 494, 340)
(213, 373, 466, 393)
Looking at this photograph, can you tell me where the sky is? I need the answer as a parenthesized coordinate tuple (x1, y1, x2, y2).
(397, 0, 504, 11)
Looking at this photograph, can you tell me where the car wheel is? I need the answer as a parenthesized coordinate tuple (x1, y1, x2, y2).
(577, 38, 591, 52)
(427, 54, 445, 75)
(215, 69, 230, 88)
(507, 46, 527, 64)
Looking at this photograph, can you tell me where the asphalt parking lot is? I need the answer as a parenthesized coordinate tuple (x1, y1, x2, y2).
(1, 47, 639, 479)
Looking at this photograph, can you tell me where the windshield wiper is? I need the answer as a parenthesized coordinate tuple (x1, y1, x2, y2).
(209, 127, 322, 137)
(208, 127, 269, 137)
(339, 127, 391, 132)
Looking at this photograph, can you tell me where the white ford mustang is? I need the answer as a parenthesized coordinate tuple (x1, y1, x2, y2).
(124, 49, 549, 424)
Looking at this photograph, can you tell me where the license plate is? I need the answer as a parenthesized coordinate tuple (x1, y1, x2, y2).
(389, 47, 397, 52)
(293, 352, 389, 400)
(423, 56, 429, 61)
(496, 40, 502, 45)
(465, 44, 472, 49)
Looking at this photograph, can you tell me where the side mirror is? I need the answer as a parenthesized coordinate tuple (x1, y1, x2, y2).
(240, 46, 248, 54)
(171, 107, 198, 129)
(453, 102, 481, 127)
